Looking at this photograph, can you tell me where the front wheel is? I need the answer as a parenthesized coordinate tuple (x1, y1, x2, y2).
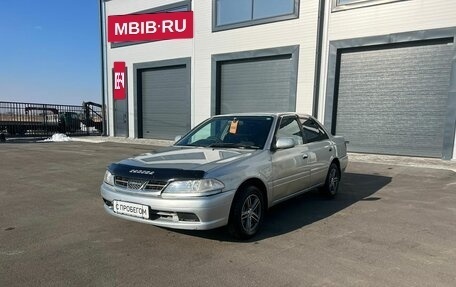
(321, 163, 341, 198)
(228, 185, 264, 240)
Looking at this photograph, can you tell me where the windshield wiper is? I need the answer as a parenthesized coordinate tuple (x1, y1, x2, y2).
(207, 142, 260, 149)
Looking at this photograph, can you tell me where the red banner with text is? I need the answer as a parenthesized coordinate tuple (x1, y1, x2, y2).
(113, 62, 126, 100)
(108, 11, 193, 42)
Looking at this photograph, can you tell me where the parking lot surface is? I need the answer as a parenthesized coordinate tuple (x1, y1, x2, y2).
(1, 142, 455, 286)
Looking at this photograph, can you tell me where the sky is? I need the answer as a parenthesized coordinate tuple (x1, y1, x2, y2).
(0, 0, 101, 105)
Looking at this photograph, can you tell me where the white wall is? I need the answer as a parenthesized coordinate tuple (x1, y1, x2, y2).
(191, 0, 319, 125)
(104, 0, 456, 159)
(319, 0, 456, 119)
(105, 1, 193, 137)
(329, 0, 456, 40)
(105, 0, 319, 137)
(318, 0, 456, 159)
(454, 133, 456, 161)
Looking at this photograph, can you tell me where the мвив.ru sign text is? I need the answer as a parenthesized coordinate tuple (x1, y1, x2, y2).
(108, 11, 193, 42)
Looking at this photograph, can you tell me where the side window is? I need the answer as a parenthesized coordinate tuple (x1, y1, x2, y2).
(277, 116, 303, 145)
(300, 118, 329, 143)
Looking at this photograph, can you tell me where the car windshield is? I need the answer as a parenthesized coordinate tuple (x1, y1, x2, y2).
(175, 116, 274, 149)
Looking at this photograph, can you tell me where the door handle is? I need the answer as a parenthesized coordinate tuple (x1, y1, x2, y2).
(329, 148, 332, 152)
(302, 154, 308, 159)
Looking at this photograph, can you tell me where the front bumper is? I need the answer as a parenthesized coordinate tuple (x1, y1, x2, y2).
(100, 183, 236, 230)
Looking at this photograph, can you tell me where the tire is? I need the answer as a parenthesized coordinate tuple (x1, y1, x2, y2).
(58, 122, 66, 134)
(228, 185, 265, 240)
(321, 162, 341, 198)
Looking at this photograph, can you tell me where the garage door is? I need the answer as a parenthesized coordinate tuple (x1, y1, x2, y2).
(141, 65, 190, 140)
(218, 55, 295, 114)
(335, 40, 453, 157)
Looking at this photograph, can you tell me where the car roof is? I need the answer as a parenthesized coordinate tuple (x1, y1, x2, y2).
(212, 112, 312, 118)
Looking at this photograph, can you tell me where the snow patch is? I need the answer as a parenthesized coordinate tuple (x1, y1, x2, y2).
(43, 133, 72, 142)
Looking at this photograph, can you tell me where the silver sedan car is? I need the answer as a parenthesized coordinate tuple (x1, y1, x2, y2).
(101, 113, 348, 239)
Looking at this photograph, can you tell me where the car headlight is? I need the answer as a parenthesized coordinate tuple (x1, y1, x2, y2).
(104, 170, 115, 186)
(163, 179, 224, 197)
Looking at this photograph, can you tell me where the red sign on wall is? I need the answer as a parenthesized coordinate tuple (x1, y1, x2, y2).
(108, 11, 193, 42)
(113, 62, 126, 100)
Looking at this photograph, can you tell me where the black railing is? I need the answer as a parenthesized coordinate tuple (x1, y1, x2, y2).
(0, 101, 103, 137)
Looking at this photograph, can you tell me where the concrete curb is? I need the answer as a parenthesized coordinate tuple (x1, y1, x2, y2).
(71, 137, 456, 172)
(348, 153, 456, 172)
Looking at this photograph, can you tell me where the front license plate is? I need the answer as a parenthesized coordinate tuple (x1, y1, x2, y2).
(113, 200, 149, 219)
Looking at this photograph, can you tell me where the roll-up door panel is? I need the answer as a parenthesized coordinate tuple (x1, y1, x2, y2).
(219, 55, 294, 114)
(335, 41, 453, 157)
(141, 65, 190, 140)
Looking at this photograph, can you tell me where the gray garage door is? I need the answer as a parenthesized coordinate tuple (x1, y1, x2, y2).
(219, 55, 295, 114)
(335, 40, 453, 157)
(141, 65, 190, 139)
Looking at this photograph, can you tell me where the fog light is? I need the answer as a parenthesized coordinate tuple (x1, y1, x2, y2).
(177, 212, 200, 222)
(103, 198, 112, 207)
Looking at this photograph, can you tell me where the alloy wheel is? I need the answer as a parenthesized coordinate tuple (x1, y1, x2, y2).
(240, 194, 262, 234)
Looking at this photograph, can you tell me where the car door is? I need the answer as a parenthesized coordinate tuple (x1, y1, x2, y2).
(300, 117, 334, 187)
(271, 116, 311, 202)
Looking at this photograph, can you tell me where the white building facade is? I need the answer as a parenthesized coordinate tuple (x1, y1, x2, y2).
(101, 0, 456, 160)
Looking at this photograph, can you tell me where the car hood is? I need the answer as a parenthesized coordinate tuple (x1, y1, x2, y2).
(117, 146, 257, 172)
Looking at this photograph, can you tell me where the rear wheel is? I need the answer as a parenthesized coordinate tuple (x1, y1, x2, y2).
(321, 163, 340, 198)
(228, 185, 264, 240)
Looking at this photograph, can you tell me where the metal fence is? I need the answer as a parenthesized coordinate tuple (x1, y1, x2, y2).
(0, 101, 103, 137)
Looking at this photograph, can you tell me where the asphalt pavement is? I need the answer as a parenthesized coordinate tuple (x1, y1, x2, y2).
(1, 141, 455, 286)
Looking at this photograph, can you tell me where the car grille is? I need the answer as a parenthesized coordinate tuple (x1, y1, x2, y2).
(114, 176, 167, 192)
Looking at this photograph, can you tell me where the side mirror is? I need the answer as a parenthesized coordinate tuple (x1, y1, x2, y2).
(275, 137, 295, 150)
(174, 135, 182, 143)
